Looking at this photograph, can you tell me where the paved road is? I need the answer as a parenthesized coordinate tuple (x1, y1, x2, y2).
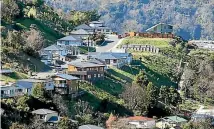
(96, 34, 123, 52)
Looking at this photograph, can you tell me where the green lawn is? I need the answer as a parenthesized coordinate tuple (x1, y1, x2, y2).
(120, 37, 172, 48)
(1, 72, 28, 82)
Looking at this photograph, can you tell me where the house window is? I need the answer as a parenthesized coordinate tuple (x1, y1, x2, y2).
(94, 74, 96, 78)
(113, 59, 117, 63)
(88, 75, 91, 79)
(65, 41, 69, 45)
(98, 74, 100, 77)
(168, 26, 173, 29)
(97, 29, 101, 31)
(106, 29, 110, 32)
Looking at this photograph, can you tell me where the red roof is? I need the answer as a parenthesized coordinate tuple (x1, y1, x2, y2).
(128, 116, 154, 121)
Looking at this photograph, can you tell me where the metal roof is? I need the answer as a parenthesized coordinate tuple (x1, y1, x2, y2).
(16, 79, 47, 88)
(44, 44, 63, 51)
(163, 116, 187, 123)
(71, 29, 91, 35)
(78, 125, 104, 129)
(54, 74, 79, 80)
(69, 61, 105, 68)
(88, 52, 131, 60)
(146, 23, 173, 31)
(74, 24, 93, 30)
(58, 35, 80, 41)
(32, 109, 57, 115)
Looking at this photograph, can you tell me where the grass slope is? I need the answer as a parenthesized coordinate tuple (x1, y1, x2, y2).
(1, 72, 28, 82)
(120, 37, 172, 48)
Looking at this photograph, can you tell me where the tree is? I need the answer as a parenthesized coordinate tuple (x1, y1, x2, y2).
(1, 0, 20, 23)
(74, 100, 95, 124)
(134, 71, 149, 87)
(121, 84, 148, 115)
(52, 94, 69, 116)
(32, 83, 45, 100)
(159, 86, 169, 105)
(58, 117, 77, 129)
(23, 27, 44, 51)
(16, 95, 30, 112)
(146, 82, 158, 108)
(9, 122, 26, 129)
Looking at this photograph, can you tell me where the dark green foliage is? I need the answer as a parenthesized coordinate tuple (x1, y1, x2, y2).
(32, 83, 45, 100)
(134, 71, 149, 87)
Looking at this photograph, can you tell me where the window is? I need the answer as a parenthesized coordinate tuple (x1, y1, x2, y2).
(106, 29, 110, 32)
(113, 59, 117, 63)
(97, 29, 101, 31)
(168, 26, 173, 29)
(94, 74, 96, 78)
(65, 41, 69, 45)
(88, 75, 91, 79)
(98, 74, 100, 77)
(100, 74, 103, 76)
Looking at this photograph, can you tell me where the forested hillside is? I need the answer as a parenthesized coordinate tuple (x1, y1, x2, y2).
(46, 0, 214, 40)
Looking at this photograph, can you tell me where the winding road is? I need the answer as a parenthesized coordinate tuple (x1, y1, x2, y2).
(96, 34, 124, 52)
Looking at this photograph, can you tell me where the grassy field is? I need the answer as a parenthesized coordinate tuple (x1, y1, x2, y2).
(120, 37, 172, 48)
(1, 72, 28, 82)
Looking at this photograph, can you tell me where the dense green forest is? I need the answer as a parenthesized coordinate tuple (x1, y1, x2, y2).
(46, 0, 214, 40)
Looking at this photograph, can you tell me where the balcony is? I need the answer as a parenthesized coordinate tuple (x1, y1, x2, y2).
(54, 83, 67, 88)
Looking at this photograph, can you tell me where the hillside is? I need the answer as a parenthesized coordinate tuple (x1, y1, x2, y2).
(46, 0, 214, 40)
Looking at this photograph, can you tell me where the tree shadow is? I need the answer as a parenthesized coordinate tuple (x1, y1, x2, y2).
(107, 69, 133, 83)
(100, 40, 114, 46)
(130, 60, 177, 88)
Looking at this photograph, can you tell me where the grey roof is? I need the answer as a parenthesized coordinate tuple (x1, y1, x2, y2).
(58, 35, 80, 41)
(54, 74, 79, 80)
(16, 79, 47, 88)
(78, 125, 104, 129)
(90, 21, 104, 24)
(44, 44, 63, 51)
(88, 52, 131, 60)
(146, 23, 173, 31)
(69, 61, 105, 68)
(71, 29, 91, 35)
(74, 24, 93, 30)
(32, 109, 57, 115)
(40, 50, 52, 56)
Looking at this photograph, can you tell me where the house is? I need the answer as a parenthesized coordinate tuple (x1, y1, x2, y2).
(39, 50, 53, 65)
(88, 52, 132, 68)
(146, 23, 173, 34)
(67, 60, 105, 81)
(188, 40, 214, 51)
(0, 69, 14, 74)
(127, 116, 156, 128)
(74, 24, 94, 32)
(70, 29, 94, 46)
(51, 74, 79, 95)
(1, 81, 24, 98)
(16, 78, 54, 95)
(57, 35, 82, 46)
(106, 115, 155, 129)
(89, 21, 112, 34)
(156, 116, 187, 129)
(31, 109, 59, 123)
(43, 44, 67, 56)
(191, 106, 214, 122)
(78, 125, 104, 129)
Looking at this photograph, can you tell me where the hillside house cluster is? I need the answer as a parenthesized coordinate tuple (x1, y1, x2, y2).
(39, 20, 113, 65)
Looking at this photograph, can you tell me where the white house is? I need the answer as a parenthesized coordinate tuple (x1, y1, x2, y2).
(146, 23, 173, 34)
(127, 116, 156, 129)
(32, 109, 59, 123)
(156, 116, 187, 129)
(39, 50, 53, 65)
(191, 106, 214, 122)
(189, 40, 214, 51)
(89, 21, 112, 34)
(16, 78, 54, 95)
(88, 52, 132, 68)
(43, 44, 67, 56)
(74, 24, 94, 32)
(57, 35, 82, 46)
(1, 81, 24, 98)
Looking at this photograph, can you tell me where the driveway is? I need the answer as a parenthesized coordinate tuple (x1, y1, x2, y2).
(96, 34, 124, 52)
